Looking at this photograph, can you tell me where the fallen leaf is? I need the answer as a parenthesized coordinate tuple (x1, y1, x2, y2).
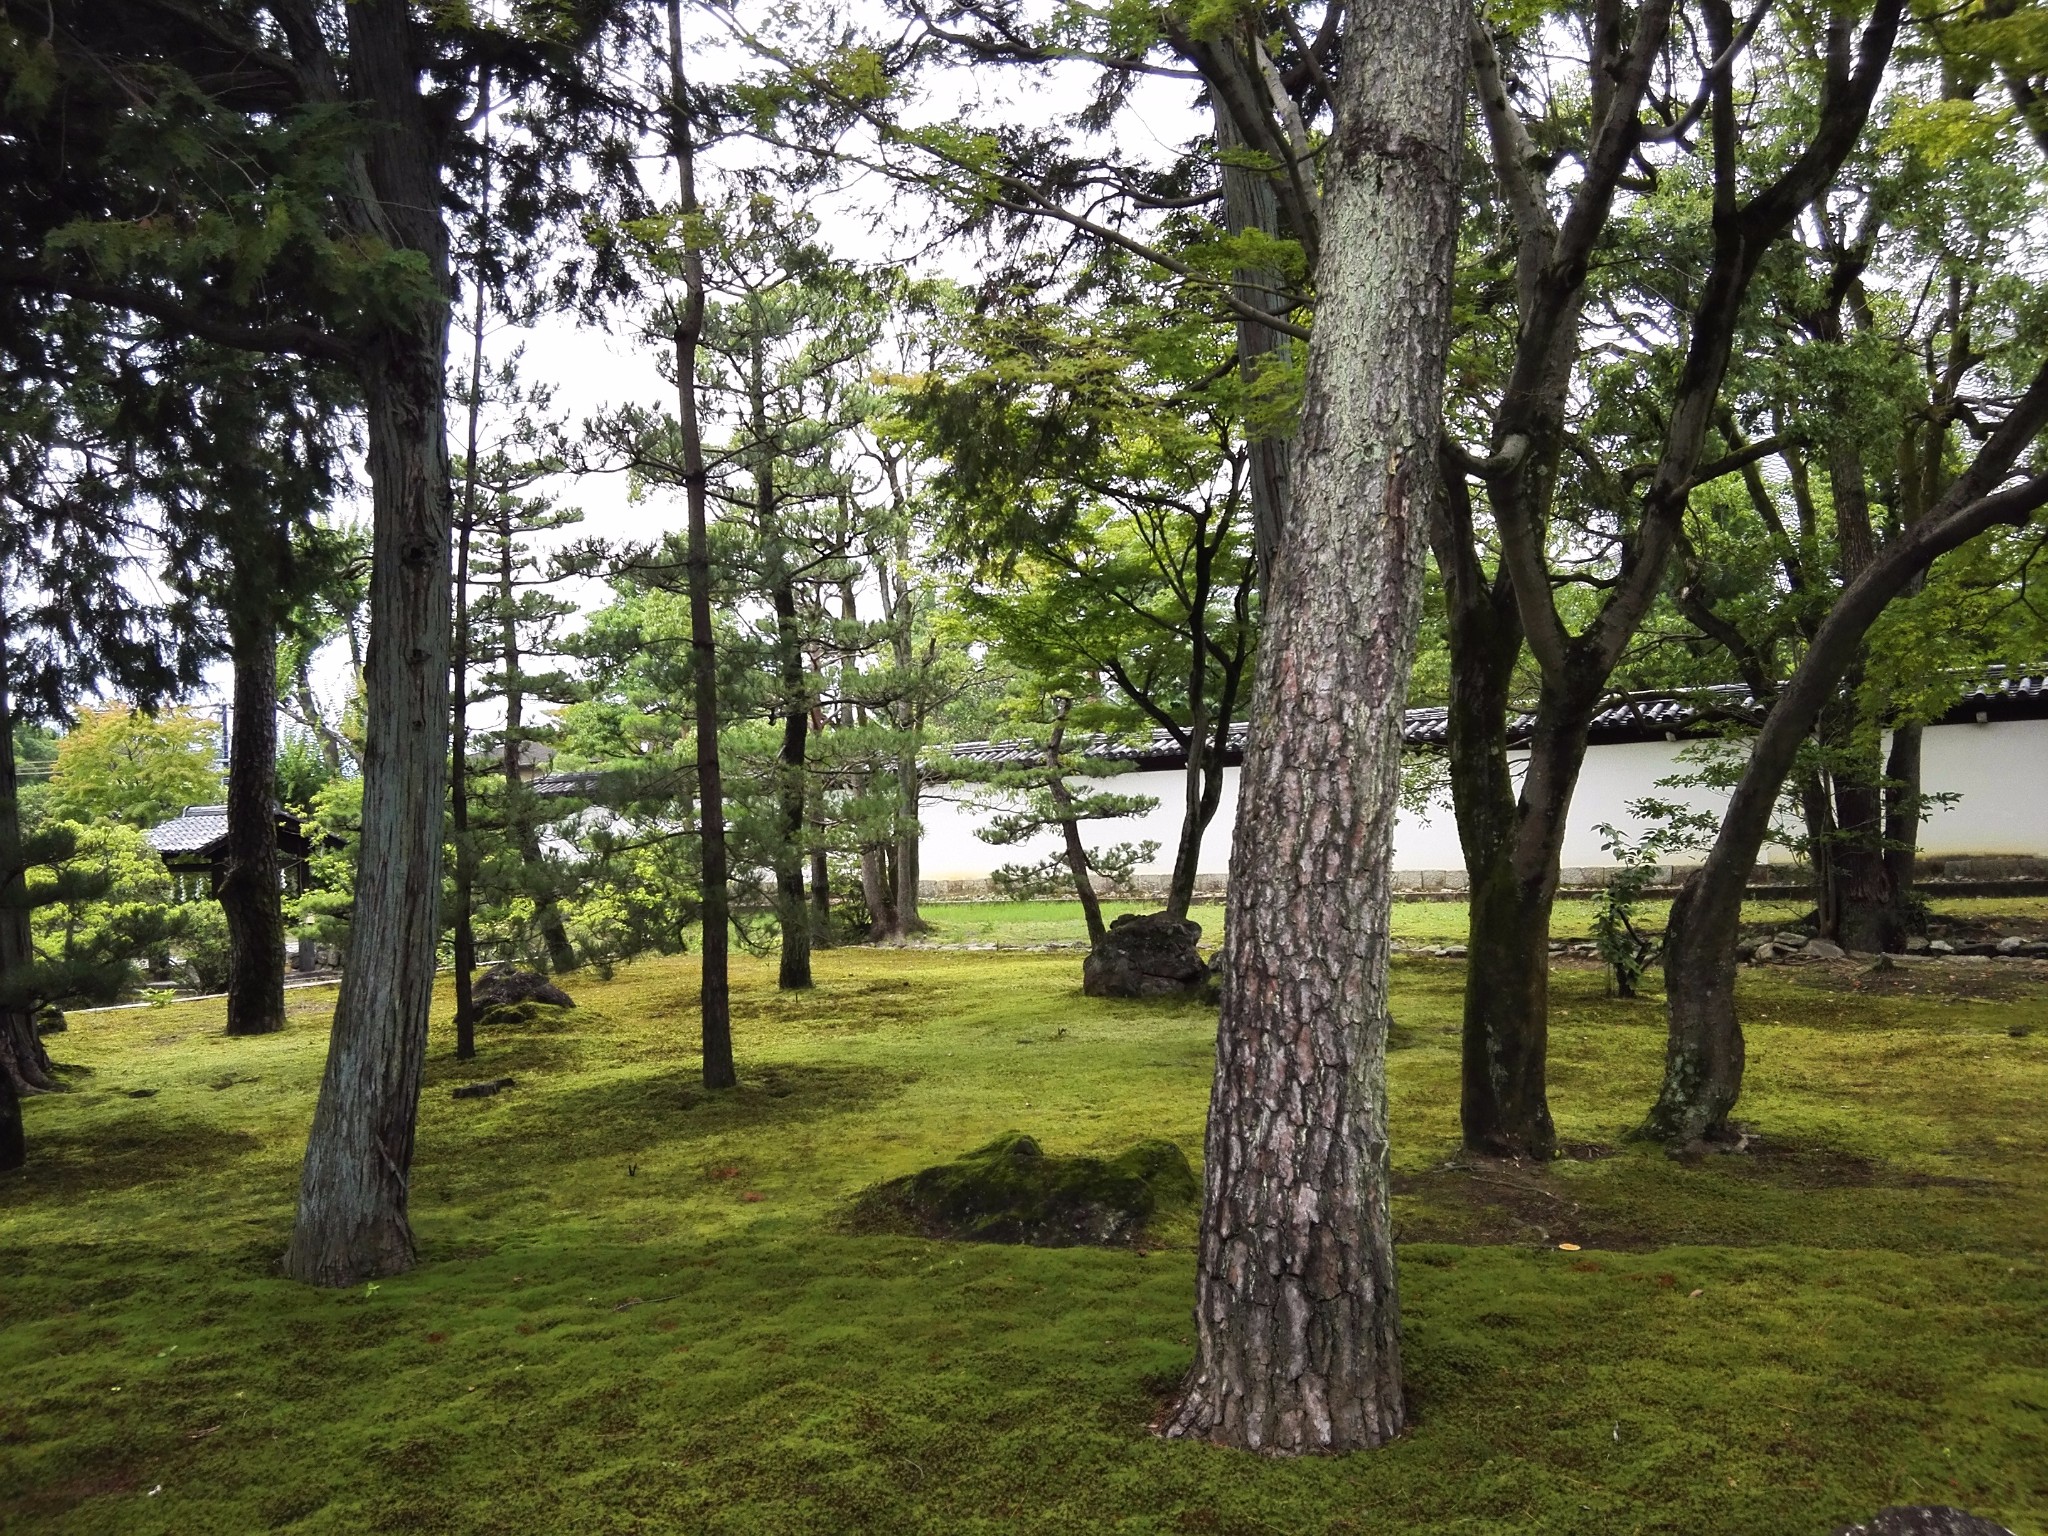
(186, 1424, 221, 1441)
(1689, 1288, 1704, 1298)
(741, 1191, 765, 1203)
(1557, 1243, 1581, 1252)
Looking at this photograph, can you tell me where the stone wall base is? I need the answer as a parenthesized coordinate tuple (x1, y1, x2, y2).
(918, 854, 2048, 904)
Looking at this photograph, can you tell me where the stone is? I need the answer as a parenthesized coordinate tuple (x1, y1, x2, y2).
(1928, 939, 1955, 955)
(451, 1077, 517, 1100)
(1995, 936, 2026, 954)
(1904, 935, 1930, 953)
(849, 1132, 1198, 1247)
(1772, 931, 1810, 949)
(1735, 939, 1759, 961)
(1832, 1507, 2016, 1536)
(33, 1002, 66, 1035)
(1957, 941, 2000, 957)
(1081, 912, 1210, 999)
(1752, 943, 1780, 963)
(1804, 938, 1846, 961)
(471, 963, 574, 1010)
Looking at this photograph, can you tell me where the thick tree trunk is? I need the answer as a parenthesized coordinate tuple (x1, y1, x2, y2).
(1162, 0, 1464, 1452)
(282, 0, 452, 1288)
(1430, 462, 1552, 1158)
(665, 5, 733, 1090)
(0, 1059, 20, 1173)
(221, 612, 286, 1036)
(1644, 381, 2048, 1144)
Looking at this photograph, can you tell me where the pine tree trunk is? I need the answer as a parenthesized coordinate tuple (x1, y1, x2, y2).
(1162, 0, 1465, 1451)
(665, 3, 733, 1090)
(221, 610, 286, 1036)
(281, 0, 452, 1286)
(771, 585, 812, 990)
(450, 436, 477, 1061)
(891, 753, 926, 937)
(809, 845, 832, 946)
(1046, 703, 1108, 950)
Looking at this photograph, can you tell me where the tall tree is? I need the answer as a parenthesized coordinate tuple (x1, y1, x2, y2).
(1160, 0, 1467, 1453)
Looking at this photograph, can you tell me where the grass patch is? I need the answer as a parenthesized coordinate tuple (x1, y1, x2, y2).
(4, 941, 2046, 1533)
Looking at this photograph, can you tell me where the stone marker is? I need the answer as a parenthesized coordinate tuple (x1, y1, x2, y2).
(1804, 938, 1846, 960)
(472, 963, 574, 1010)
(1081, 912, 1211, 999)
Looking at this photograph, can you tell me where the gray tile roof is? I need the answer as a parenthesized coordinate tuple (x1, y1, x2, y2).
(942, 670, 2047, 771)
(147, 804, 231, 855)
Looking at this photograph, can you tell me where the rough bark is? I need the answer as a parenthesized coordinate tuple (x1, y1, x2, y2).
(665, 2, 734, 1089)
(1644, 368, 2048, 1145)
(1161, 0, 1465, 1452)
(220, 607, 286, 1036)
(281, 0, 453, 1287)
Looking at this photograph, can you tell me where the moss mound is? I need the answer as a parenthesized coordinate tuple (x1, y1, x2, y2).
(850, 1131, 1196, 1246)
(473, 999, 575, 1031)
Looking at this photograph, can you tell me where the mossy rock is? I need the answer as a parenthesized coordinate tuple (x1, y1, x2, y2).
(473, 1000, 575, 1032)
(850, 1132, 1197, 1247)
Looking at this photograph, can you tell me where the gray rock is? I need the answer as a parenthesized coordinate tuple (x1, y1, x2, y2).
(1995, 936, 2026, 954)
(1957, 941, 2000, 957)
(1752, 942, 1780, 963)
(1804, 938, 1846, 961)
(1928, 939, 1955, 955)
(471, 963, 574, 1010)
(1735, 939, 1759, 961)
(1444, 944, 1468, 958)
(1082, 912, 1211, 999)
(1832, 1507, 2015, 1536)
(1904, 935, 1930, 953)
(1773, 931, 1810, 949)
(452, 1077, 517, 1100)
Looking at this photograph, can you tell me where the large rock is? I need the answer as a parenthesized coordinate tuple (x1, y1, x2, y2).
(471, 963, 573, 1010)
(1082, 912, 1210, 999)
(850, 1132, 1197, 1246)
(1834, 1509, 2016, 1536)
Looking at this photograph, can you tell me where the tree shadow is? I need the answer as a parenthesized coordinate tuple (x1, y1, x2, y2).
(441, 1060, 910, 1173)
(1, 1108, 266, 1206)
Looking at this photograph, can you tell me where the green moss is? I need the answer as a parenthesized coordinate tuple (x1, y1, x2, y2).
(850, 1131, 1197, 1246)
(2, 932, 2046, 1533)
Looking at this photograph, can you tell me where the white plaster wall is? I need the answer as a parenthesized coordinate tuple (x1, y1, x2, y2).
(1916, 718, 2048, 857)
(917, 716, 2045, 884)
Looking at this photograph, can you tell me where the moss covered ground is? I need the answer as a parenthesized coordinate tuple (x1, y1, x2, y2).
(5, 915, 2047, 1534)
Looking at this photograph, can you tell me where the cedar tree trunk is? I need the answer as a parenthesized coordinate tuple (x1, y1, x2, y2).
(282, 0, 453, 1286)
(665, 2, 734, 1088)
(1161, 0, 1465, 1452)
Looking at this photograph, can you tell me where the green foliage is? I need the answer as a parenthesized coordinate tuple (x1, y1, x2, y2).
(44, 706, 221, 830)
(4, 814, 182, 1011)
(1591, 801, 1720, 998)
(4, 946, 2047, 1531)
